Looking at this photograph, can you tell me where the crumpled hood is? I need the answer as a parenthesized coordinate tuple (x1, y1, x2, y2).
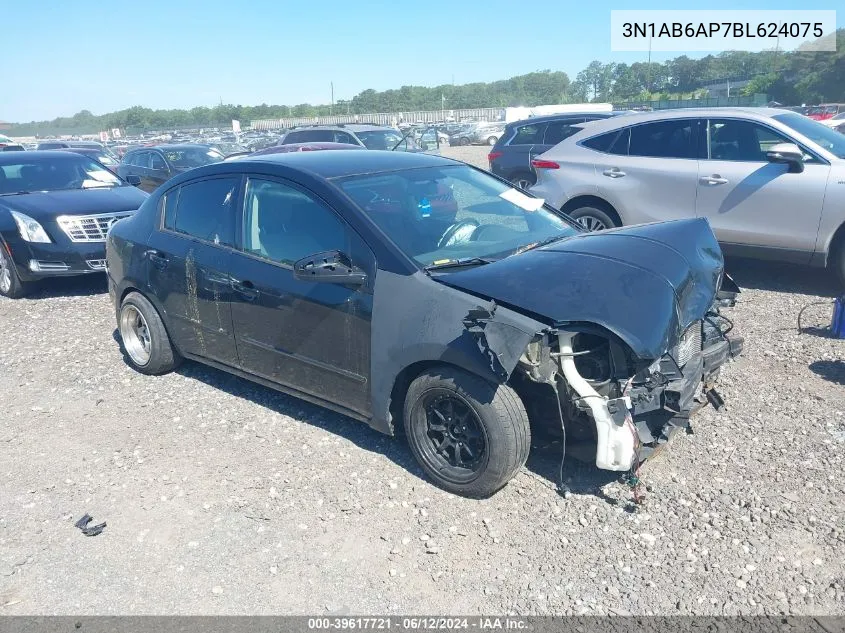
(0, 186, 148, 219)
(435, 218, 724, 360)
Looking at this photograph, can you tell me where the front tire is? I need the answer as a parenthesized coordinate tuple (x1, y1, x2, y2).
(832, 241, 845, 287)
(569, 206, 619, 232)
(118, 291, 181, 375)
(0, 242, 29, 299)
(458, 137, 470, 146)
(403, 367, 530, 498)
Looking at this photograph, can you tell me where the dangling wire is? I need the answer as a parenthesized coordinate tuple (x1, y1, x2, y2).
(797, 299, 835, 333)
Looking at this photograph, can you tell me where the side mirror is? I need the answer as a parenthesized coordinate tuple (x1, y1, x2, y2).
(766, 142, 805, 173)
(293, 250, 367, 286)
(125, 174, 142, 186)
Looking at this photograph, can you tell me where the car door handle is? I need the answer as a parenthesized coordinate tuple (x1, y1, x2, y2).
(147, 250, 168, 270)
(231, 279, 259, 301)
(700, 175, 729, 185)
(602, 168, 626, 178)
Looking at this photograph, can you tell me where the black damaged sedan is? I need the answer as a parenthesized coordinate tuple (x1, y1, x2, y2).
(106, 151, 742, 497)
(0, 151, 148, 297)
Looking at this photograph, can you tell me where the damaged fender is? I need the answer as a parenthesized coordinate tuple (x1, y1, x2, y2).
(369, 269, 545, 435)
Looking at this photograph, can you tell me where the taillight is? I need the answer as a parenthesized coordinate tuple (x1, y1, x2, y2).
(531, 159, 560, 169)
(487, 151, 503, 163)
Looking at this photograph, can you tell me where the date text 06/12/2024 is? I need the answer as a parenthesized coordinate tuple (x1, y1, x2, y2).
(307, 617, 527, 630)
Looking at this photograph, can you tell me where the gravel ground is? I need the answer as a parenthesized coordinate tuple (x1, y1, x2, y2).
(0, 146, 844, 615)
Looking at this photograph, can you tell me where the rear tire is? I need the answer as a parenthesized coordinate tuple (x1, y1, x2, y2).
(569, 206, 619, 232)
(118, 292, 181, 375)
(0, 242, 29, 299)
(459, 137, 470, 146)
(403, 367, 530, 498)
(510, 173, 536, 190)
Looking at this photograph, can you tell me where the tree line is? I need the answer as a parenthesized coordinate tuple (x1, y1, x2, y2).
(9, 29, 843, 136)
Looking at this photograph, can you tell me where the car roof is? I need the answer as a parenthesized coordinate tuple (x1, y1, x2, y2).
(126, 143, 211, 152)
(212, 149, 460, 179)
(0, 150, 91, 165)
(289, 124, 394, 133)
(507, 112, 618, 127)
(560, 107, 796, 137)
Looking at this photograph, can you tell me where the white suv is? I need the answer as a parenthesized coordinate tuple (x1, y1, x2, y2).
(529, 108, 845, 278)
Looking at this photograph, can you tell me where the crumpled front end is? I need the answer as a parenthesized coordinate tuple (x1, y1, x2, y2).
(514, 278, 743, 472)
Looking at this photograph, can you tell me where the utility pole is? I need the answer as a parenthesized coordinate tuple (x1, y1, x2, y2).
(645, 36, 652, 96)
(331, 82, 334, 115)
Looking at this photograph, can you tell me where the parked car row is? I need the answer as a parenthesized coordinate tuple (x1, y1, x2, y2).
(0, 140, 743, 498)
(448, 121, 507, 146)
(117, 144, 226, 192)
(488, 111, 626, 189)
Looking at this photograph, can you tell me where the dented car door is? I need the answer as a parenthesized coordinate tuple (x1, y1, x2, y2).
(145, 177, 239, 364)
(228, 177, 374, 415)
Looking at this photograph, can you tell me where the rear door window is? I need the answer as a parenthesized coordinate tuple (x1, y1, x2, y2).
(628, 119, 698, 159)
(133, 152, 151, 168)
(169, 177, 239, 247)
(150, 153, 167, 170)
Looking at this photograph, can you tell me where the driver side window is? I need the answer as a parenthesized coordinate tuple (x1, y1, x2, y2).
(241, 178, 351, 266)
(150, 153, 167, 170)
(708, 119, 793, 162)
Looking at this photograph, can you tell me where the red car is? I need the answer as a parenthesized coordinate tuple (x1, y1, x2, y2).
(807, 104, 845, 121)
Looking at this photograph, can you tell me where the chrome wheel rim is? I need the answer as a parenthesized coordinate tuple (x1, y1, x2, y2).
(0, 248, 12, 294)
(577, 215, 608, 231)
(120, 305, 152, 366)
(515, 179, 533, 190)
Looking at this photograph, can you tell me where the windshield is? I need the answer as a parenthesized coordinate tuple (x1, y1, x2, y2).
(338, 164, 579, 268)
(163, 147, 224, 168)
(355, 130, 419, 151)
(0, 155, 123, 194)
(95, 153, 119, 166)
(773, 112, 845, 159)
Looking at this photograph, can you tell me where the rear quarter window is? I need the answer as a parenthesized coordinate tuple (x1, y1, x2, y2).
(509, 124, 545, 145)
(581, 128, 630, 155)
